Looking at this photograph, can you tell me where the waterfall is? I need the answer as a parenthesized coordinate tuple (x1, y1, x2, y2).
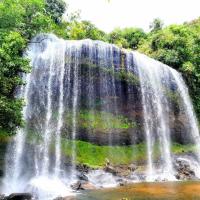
(70, 41, 81, 179)
(1, 34, 200, 199)
(2, 72, 31, 193)
(41, 41, 55, 175)
(54, 41, 66, 176)
(169, 68, 200, 177)
(132, 52, 175, 181)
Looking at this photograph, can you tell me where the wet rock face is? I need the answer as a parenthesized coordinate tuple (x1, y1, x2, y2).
(60, 70, 145, 146)
(28, 35, 191, 146)
(0, 143, 7, 178)
(74, 127, 144, 146)
(61, 60, 189, 146)
(169, 113, 195, 144)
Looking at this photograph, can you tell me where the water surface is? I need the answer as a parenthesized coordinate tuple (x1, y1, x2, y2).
(76, 181, 200, 200)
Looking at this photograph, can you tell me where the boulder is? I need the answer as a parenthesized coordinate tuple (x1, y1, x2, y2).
(128, 164, 137, 172)
(71, 181, 82, 191)
(70, 180, 96, 191)
(80, 182, 96, 190)
(76, 164, 90, 173)
(77, 173, 89, 182)
(174, 159, 196, 180)
(4, 193, 32, 200)
(104, 164, 137, 177)
(104, 165, 117, 175)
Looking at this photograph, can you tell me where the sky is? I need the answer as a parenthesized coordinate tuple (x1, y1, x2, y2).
(65, 0, 200, 33)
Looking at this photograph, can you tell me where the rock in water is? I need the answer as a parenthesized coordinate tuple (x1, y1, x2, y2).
(80, 182, 96, 190)
(4, 193, 32, 200)
(71, 181, 82, 191)
(77, 173, 89, 182)
(70, 180, 96, 191)
(175, 159, 196, 180)
(104, 164, 137, 177)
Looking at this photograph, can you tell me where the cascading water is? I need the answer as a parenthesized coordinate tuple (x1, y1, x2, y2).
(169, 68, 200, 177)
(133, 52, 175, 181)
(1, 34, 200, 199)
(54, 41, 66, 177)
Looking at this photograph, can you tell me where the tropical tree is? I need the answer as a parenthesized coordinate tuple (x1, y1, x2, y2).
(68, 20, 107, 41)
(149, 18, 164, 32)
(45, 0, 66, 23)
(139, 18, 200, 119)
(108, 27, 146, 49)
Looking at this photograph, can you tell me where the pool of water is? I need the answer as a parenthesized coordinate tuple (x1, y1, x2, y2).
(76, 181, 200, 200)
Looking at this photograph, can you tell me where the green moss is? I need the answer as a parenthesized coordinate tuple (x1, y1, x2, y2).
(66, 110, 136, 134)
(61, 140, 197, 168)
(79, 110, 136, 131)
(171, 142, 196, 154)
(62, 139, 147, 168)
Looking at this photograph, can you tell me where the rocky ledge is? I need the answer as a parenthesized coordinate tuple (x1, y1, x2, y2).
(72, 156, 200, 191)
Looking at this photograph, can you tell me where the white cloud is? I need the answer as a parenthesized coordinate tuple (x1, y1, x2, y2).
(65, 0, 200, 32)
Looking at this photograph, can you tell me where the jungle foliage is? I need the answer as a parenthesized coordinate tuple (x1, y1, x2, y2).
(0, 0, 67, 133)
(139, 18, 200, 119)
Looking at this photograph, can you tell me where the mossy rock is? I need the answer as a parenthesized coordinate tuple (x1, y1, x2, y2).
(63, 109, 141, 145)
